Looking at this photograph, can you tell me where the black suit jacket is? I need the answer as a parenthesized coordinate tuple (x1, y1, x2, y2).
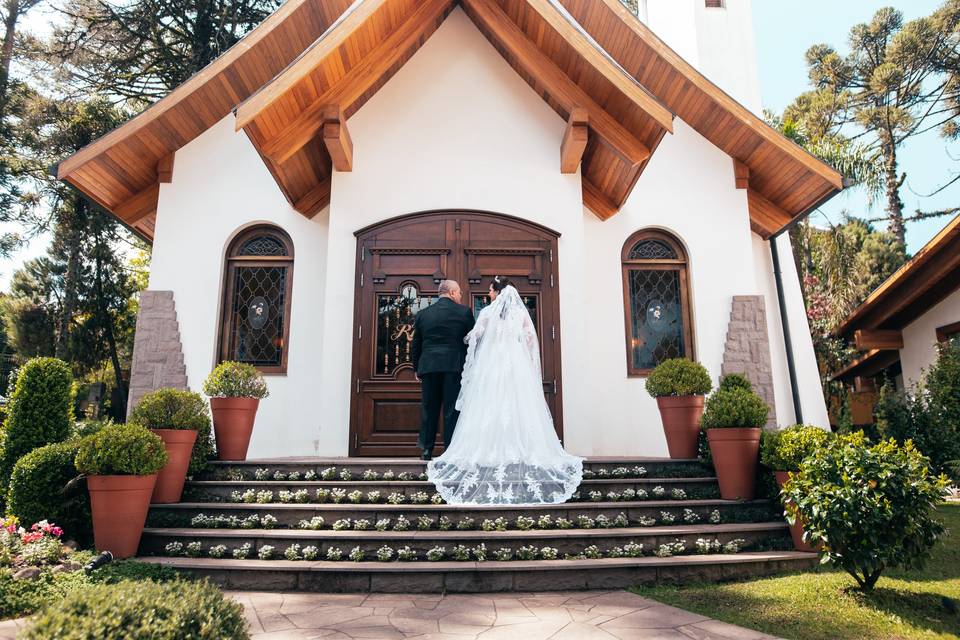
(411, 297, 476, 375)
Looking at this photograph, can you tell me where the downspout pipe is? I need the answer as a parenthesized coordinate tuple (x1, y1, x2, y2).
(769, 236, 803, 424)
(766, 186, 846, 425)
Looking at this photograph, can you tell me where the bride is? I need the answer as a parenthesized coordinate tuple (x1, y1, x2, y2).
(426, 276, 583, 505)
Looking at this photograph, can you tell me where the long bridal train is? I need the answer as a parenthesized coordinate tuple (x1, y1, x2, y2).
(427, 285, 583, 505)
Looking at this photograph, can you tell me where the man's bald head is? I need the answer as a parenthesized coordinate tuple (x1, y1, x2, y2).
(438, 280, 462, 304)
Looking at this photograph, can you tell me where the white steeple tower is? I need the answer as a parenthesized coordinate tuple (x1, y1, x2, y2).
(640, 0, 764, 115)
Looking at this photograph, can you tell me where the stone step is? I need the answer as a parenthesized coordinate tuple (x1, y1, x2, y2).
(182, 477, 719, 502)
(202, 457, 711, 480)
(140, 522, 789, 557)
(147, 499, 780, 529)
(138, 551, 817, 592)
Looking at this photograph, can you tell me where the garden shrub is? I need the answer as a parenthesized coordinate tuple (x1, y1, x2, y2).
(75, 425, 167, 476)
(20, 579, 249, 639)
(8, 441, 92, 546)
(760, 424, 832, 471)
(0, 358, 74, 503)
(129, 388, 213, 475)
(644, 358, 712, 397)
(875, 343, 960, 481)
(717, 372, 754, 392)
(700, 387, 768, 429)
(783, 435, 949, 590)
(203, 361, 270, 399)
(71, 418, 113, 440)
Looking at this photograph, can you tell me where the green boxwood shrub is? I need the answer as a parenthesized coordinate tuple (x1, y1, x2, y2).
(203, 362, 269, 399)
(783, 435, 950, 590)
(129, 388, 213, 475)
(875, 342, 960, 481)
(644, 358, 712, 397)
(718, 372, 753, 392)
(760, 424, 832, 471)
(75, 425, 168, 476)
(700, 387, 768, 429)
(0, 358, 74, 503)
(8, 441, 92, 546)
(20, 579, 250, 639)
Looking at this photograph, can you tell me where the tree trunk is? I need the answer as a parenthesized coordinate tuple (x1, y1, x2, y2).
(0, 0, 19, 109)
(93, 226, 127, 416)
(55, 197, 84, 360)
(882, 140, 906, 248)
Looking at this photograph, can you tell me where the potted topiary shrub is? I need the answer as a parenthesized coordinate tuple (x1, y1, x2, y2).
(129, 389, 211, 503)
(203, 362, 269, 461)
(645, 358, 713, 459)
(700, 374, 769, 500)
(760, 424, 831, 551)
(75, 424, 168, 558)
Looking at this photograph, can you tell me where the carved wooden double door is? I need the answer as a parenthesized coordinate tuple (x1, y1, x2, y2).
(349, 211, 562, 457)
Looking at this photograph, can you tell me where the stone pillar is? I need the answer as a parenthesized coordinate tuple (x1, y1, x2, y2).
(127, 290, 188, 418)
(721, 295, 777, 428)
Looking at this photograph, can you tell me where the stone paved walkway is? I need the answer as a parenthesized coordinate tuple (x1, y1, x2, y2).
(228, 590, 781, 639)
(0, 590, 780, 639)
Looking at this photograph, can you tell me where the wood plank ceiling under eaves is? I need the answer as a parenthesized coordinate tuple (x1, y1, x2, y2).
(55, 0, 842, 242)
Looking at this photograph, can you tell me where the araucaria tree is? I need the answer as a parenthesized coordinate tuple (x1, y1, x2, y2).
(793, 4, 960, 247)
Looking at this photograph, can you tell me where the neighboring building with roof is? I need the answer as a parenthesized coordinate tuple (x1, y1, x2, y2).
(55, 0, 842, 458)
(832, 214, 960, 424)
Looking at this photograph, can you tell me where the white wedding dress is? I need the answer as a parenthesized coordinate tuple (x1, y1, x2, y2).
(426, 285, 583, 505)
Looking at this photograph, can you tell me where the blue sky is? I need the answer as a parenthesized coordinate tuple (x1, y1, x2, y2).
(753, 0, 958, 252)
(0, 1, 955, 288)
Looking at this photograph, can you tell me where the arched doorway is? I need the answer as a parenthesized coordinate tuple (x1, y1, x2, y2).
(349, 210, 562, 457)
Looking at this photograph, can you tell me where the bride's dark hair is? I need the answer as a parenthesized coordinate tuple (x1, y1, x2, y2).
(491, 275, 514, 293)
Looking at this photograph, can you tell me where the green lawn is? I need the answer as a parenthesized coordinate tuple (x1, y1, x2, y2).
(633, 503, 960, 640)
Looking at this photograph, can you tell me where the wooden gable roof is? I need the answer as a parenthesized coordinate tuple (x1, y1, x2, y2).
(234, 0, 675, 219)
(836, 214, 960, 343)
(56, 0, 841, 241)
(557, 0, 843, 237)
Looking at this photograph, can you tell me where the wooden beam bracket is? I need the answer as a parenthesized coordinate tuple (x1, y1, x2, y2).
(322, 107, 353, 172)
(157, 152, 176, 183)
(733, 158, 749, 189)
(854, 329, 904, 351)
(560, 107, 588, 173)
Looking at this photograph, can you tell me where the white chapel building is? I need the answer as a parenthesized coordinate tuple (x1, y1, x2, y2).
(55, 0, 842, 458)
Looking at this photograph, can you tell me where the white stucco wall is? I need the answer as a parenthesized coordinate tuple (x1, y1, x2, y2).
(900, 287, 960, 387)
(146, 4, 828, 457)
(149, 116, 332, 457)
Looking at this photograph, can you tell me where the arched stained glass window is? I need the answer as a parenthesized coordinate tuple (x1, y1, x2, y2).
(219, 226, 294, 374)
(621, 230, 694, 376)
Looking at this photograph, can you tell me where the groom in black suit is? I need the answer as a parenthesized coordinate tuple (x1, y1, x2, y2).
(411, 280, 475, 460)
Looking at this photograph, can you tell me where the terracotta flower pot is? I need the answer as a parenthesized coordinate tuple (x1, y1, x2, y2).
(150, 429, 198, 504)
(210, 397, 260, 461)
(774, 470, 818, 552)
(87, 474, 157, 559)
(656, 396, 705, 459)
(707, 427, 761, 500)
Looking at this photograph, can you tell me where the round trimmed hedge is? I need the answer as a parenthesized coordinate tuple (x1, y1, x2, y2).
(644, 358, 712, 397)
(700, 388, 769, 429)
(8, 441, 92, 545)
(129, 388, 213, 475)
(0, 357, 74, 502)
(717, 372, 753, 392)
(203, 361, 269, 399)
(20, 579, 250, 639)
(75, 425, 168, 476)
